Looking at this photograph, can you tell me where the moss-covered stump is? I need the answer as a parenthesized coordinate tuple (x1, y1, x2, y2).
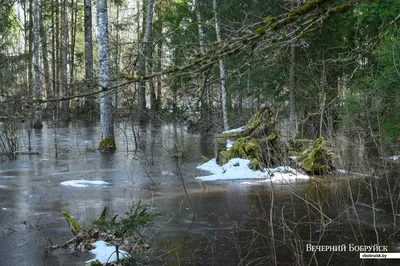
(246, 105, 275, 138)
(217, 134, 282, 170)
(98, 138, 116, 152)
(214, 105, 278, 165)
(299, 137, 334, 174)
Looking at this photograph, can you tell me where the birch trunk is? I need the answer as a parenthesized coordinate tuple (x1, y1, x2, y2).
(213, 0, 229, 131)
(137, 0, 155, 121)
(195, 0, 210, 132)
(33, 0, 43, 128)
(97, 0, 115, 147)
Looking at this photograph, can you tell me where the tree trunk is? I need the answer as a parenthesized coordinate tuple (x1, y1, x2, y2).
(213, 0, 229, 131)
(61, 0, 69, 120)
(137, 0, 155, 122)
(195, 0, 210, 132)
(288, 0, 298, 140)
(97, 0, 115, 149)
(39, 5, 50, 99)
(289, 43, 297, 139)
(28, 0, 33, 96)
(33, 0, 43, 128)
(148, 50, 156, 112)
(70, 0, 77, 83)
(84, 0, 95, 114)
(156, 24, 162, 111)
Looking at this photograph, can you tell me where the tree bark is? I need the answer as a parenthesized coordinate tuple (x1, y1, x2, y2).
(195, 0, 210, 132)
(39, 5, 50, 99)
(97, 0, 115, 145)
(61, 0, 69, 119)
(213, 0, 229, 131)
(33, 0, 43, 128)
(137, 0, 155, 121)
(70, 0, 77, 83)
(28, 0, 33, 96)
(84, 0, 95, 113)
(289, 43, 297, 139)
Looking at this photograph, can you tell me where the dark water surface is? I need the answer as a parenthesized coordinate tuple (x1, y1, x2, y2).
(0, 122, 399, 265)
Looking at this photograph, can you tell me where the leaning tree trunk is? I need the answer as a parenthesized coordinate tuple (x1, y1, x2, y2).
(33, 0, 43, 128)
(97, 0, 115, 151)
(213, 0, 229, 131)
(288, 0, 298, 140)
(137, 0, 155, 122)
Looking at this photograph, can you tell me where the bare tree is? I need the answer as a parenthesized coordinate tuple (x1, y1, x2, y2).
(97, 0, 115, 149)
(213, 0, 229, 131)
(84, 0, 95, 113)
(137, 0, 155, 121)
(61, 0, 69, 120)
(33, 0, 43, 128)
(289, 0, 298, 139)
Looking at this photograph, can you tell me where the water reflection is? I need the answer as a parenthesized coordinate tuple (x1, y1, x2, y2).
(1, 122, 399, 265)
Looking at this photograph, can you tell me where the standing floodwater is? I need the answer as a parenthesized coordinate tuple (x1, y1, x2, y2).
(0, 122, 399, 266)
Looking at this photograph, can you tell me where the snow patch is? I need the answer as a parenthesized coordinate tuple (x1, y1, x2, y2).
(196, 158, 309, 182)
(61, 180, 109, 188)
(226, 139, 235, 150)
(222, 126, 247, 134)
(389, 155, 400, 161)
(85, 240, 128, 264)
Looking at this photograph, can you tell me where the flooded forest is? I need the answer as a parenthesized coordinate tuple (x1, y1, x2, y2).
(1, 0, 400, 265)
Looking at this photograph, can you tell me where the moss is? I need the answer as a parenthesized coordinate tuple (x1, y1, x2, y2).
(219, 137, 261, 168)
(61, 211, 81, 235)
(288, 0, 325, 19)
(250, 117, 260, 131)
(300, 137, 333, 174)
(266, 133, 277, 141)
(264, 16, 273, 24)
(254, 27, 266, 35)
(250, 158, 260, 170)
(201, 156, 210, 164)
(88, 260, 103, 266)
(220, 150, 230, 164)
(331, 3, 351, 13)
(85, 243, 94, 250)
(98, 138, 116, 151)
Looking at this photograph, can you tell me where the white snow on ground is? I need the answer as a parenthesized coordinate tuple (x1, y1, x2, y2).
(222, 126, 248, 134)
(388, 155, 400, 161)
(60, 180, 109, 188)
(196, 158, 309, 182)
(85, 240, 128, 264)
